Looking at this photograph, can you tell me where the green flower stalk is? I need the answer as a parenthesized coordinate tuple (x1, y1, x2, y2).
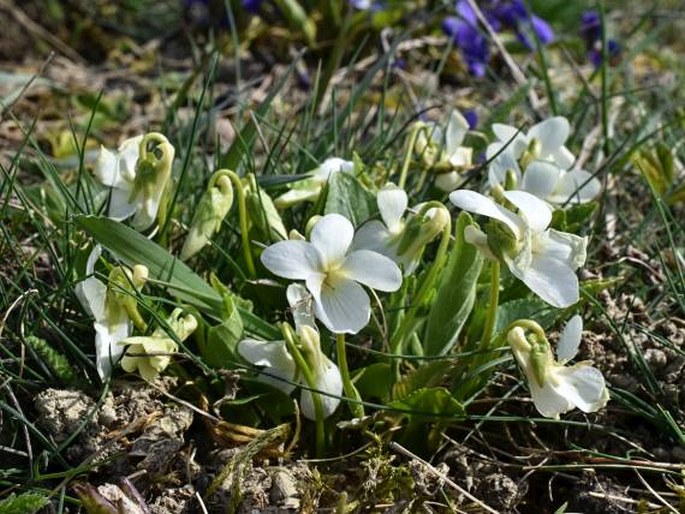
(181, 169, 235, 260)
(120, 308, 198, 382)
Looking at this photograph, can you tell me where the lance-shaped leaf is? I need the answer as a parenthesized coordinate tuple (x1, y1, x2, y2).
(424, 212, 484, 355)
(76, 216, 279, 340)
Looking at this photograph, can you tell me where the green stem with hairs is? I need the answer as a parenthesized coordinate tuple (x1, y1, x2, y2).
(389, 206, 452, 379)
(224, 170, 256, 278)
(336, 333, 364, 418)
(480, 260, 500, 351)
(398, 123, 424, 190)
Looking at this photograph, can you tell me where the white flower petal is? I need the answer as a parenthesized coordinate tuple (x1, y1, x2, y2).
(130, 189, 163, 231)
(274, 187, 320, 208)
(286, 283, 316, 330)
(550, 170, 601, 204)
(528, 117, 570, 155)
(310, 214, 354, 269)
(107, 188, 138, 221)
(492, 123, 521, 144)
(445, 110, 469, 155)
(448, 146, 472, 168)
(261, 240, 321, 280)
(518, 254, 580, 308)
(342, 250, 402, 292)
(492, 124, 528, 157)
(238, 339, 297, 395)
(527, 369, 574, 418)
(551, 364, 609, 413)
(552, 146, 576, 170)
(544, 230, 588, 270)
(488, 150, 522, 189)
(503, 190, 552, 233)
(76, 277, 107, 322)
(85, 245, 101, 275)
(300, 355, 343, 419)
(94, 317, 130, 380)
(557, 315, 583, 363)
(314, 277, 370, 334)
(449, 190, 523, 238)
(377, 184, 407, 234)
(117, 136, 143, 182)
(351, 220, 394, 257)
(520, 161, 563, 201)
(314, 157, 354, 180)
(94, 146, 123, 187)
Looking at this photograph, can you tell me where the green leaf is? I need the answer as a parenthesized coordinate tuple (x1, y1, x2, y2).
(354, 363, 394, 400)
(76, 216, 279, 340)
(0, 492, 50, 514)
(391, 360, 453, 401)
(495, 297, 560, 334)
(551, 201, 598, 233)
(389, 387, 464, 421)
(424, 212, 484, 356)
(323, 172, 377, 227)
(633, 144, 675, 196)
(201, 296, 244, 368)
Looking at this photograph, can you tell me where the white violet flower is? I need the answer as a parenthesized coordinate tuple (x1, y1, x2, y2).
(416, 111, 473, 192)
(449, 189, 587, 308)
(508, 315, 609, 419)
(274, 157, 354, 208)
(75, 246, 148, 380)
(261, 213, 402, 334)
(487, 117, 600, 205)
(238, 284, 343, 419)
(94, 132, 175, 231)
(353, 183, 448, 275)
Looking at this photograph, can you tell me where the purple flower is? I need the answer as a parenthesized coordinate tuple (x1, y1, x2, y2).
(589, 39, 621, 68)
(464, 110, 478, 130)
(443, 16, 489, 77)
(580, 10, 602, 46)
(242, 0, 263, 13)
(580, 10, 620, 68)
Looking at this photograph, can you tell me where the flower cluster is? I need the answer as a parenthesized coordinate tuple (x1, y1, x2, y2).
(443, 0, 554, 77)
(78, 111, 608, 428)
(487, 117, 601, 206)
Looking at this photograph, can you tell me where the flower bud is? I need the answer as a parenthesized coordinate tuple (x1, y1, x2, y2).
(181, 171, 235, 260)
(395, 205, 449, 272)
(246, 187, 287, 241)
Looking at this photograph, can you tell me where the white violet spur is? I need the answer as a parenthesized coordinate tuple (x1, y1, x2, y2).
(261, 213, 402, 334)
(508, 315, 610, 419)
(449, 189, 587, 308)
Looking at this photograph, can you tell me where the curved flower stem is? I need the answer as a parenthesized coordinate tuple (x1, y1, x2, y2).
(479, 260, 500, 351)
(224, 170, 256, 278)
(398, 123, 424, 190)
(336, 333, 364, 418)
(390, 207, 452, 379)
(282, 323, 325, 456)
